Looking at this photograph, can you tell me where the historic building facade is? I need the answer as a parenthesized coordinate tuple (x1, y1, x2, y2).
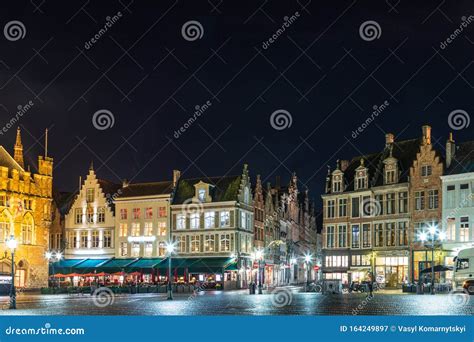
(322, 127, 435, 287)
(170, 165, 254, 289)
(0, 128, 53, 288)
(440, 136, 474, 281)
(114, 177, 175, 258)
(64, 166, 120, 259)
(409, 126, 444, 283)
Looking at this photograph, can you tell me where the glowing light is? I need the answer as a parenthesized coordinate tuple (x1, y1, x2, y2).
(290, 258, 297, 264)
(165, 241, 175, 254)
(304, 254, 312, 263)
(56, 252, 63, 260)
(127, 236, 156, 242)
(429, 225, 436, 235)
(419, 232, 427, 242)
(45, 251, 53, 260)
(6, 235, 17, 251)
(255, 249, 263, 260)
(438, 231, 447, 241)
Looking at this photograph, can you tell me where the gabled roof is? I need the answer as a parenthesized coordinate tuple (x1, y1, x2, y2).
(119, 181, 174, 198)
(53, 191, 77, 216)
(446, 141, 474, 175)
(172, 175, 241, 204)
(0, 145, 24, 172)
(335, 138, 423, 192)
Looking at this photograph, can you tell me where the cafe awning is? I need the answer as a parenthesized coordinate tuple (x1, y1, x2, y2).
(420, 264, 453, 274)
(73, 259, 110, 274)
(99, 258, 138, 273)
(126, 258, 165, 272)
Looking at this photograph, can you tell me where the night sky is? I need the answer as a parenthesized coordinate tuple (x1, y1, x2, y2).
(0, 0, 472, 206)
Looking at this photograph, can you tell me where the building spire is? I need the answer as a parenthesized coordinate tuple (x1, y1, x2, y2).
(14, 127, 24, 168)
(89, 160, 94, 171)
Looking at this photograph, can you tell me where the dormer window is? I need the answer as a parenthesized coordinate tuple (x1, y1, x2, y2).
(332, 174, 343, 193)
(355, 171, 367, 190)
(198, 189, 206, 202)
(385, 169, 396, 184)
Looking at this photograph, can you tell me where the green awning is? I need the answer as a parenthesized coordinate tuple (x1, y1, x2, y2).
(126, 258, 165, 271)
(186, 258, 236, 273)
(155, 258, 200, 270)
(100, 258, 139, 273)
(73, 259, 110, 274)
(50, 259, 87, 274)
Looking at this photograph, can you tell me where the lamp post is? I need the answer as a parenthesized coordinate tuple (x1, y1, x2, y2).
(45, 251, 63, 288)
(6, 235, 17, 310)
(255, 248, 264, 294)
(165, 242, 175, 300)
(419, 225, 445, 295)
(304, 254, 312, 292)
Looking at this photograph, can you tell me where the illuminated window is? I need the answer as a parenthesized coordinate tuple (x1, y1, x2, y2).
(144, 242, 153, 257)
(191, 236, 200, 252)
(385, 223, 396, 246)
(220, 211, 230, 227)
(220, 234, 230, 252)
(158, 207, 167, 217)
(428, 190, 439, 209)
(362, 224, 371, 248)
(158, 222, 166, 236)
(131, 242, 140, 257)
(204, 212, 215, 228)
(351, 225, 360, 248)
(158, 242, 166, 256)
(0, 212, 10, 242)
(91, 231, 99, 248)
(120, 242, 127, 256)
(86, 207, 94, 224)
(326, 200, 335, 218)
(120, 209, 127, 220)
(190, 213, 199, 229)
(421, 165, 432, 177)
(75, 208, 82, 224)
(326, 225, 335, 248)
(80, 231, 88, 248)
(398, 222, 408, 246)
(460, 217, 470, 242)
(144, 222, 153, 236)
(133, 208, 141, 220)
(204, 234, 215, 252)
(119, 223, 127, 237)
(241, 212, 246, 229)
(198, 189, 206, 202)
(338, 199, 347, 217)
(131, 223, 140, 236)
(415, 191, 424, 210)
(103, 230, 112, 248)
(178, 236, 186, 253)
(145, 207, 153, 219)
(337, 225, 346, 248)
(176, 214, 186, 229)
(398, 192, 408, 213)
(86, 188, 95, 203)
(97, 207, 105, 223)
(21, 215, 34, 245)
(374, 223, 383, 247)
(447, 218, 455, 241)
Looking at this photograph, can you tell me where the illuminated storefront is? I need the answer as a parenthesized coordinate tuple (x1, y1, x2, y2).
(374, 254, 408, 287)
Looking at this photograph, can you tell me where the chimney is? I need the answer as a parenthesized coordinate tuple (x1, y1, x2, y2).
(385, 133, 394, 146)
(340, 160, 349, 172)
(122, 179, 129, 188)
(422, 125, 431, 145)
(446, 132, 455, 168)
(173, 169, 181, 187)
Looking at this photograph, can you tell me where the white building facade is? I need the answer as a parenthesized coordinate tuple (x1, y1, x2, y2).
(64, 167, 120, 259)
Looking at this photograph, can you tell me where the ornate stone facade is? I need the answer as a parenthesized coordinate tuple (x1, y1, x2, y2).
(0, 128, 53, 289)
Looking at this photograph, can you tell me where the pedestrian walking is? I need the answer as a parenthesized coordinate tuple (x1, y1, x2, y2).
(367, 273, 374, 298)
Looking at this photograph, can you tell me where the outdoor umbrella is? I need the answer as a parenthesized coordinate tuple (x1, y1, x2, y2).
(52, 273, 67, 278)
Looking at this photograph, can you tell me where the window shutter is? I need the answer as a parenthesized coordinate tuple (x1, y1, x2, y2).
(230, 210, 235, 227)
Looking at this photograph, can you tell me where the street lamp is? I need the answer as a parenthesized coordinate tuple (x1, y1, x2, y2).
(45, 251, 63, 288)
(255, 248, 264, 294)
(304, 254, 312, 292)
(6, 235, 17, 310)
(165, 241, 176, 300)
(419, 224, 445, 295)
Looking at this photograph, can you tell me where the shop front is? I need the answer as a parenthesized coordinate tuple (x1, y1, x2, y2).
(412, 249, 447, 283)
(374, 252, 408, 288)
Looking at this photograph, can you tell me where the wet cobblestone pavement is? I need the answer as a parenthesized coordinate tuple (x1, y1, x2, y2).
(0, 287, 472, 316)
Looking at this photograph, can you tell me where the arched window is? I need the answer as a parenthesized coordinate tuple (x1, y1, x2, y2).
(0, 210, 12, 243)
(21, 214, 34, 245)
